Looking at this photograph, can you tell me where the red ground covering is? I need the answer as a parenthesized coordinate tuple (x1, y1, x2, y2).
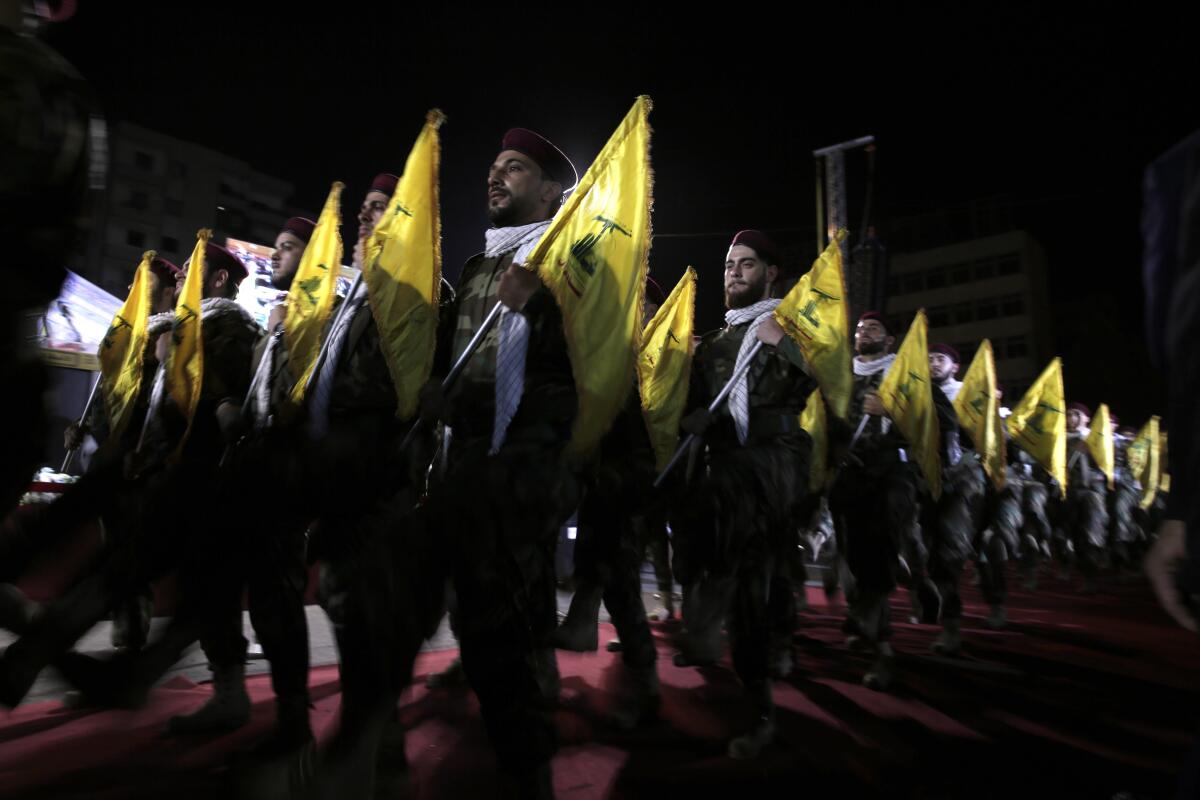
(1, 572, 1197, 799)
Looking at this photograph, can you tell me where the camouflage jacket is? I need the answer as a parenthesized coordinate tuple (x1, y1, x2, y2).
(433, 251, 575, 445)
(840, 354, 958, 468)
(1067, 432, 1107, 496)
(143, 298, 262, 466)
(688, 320, 815, 450)
(323, 292, 399, 418)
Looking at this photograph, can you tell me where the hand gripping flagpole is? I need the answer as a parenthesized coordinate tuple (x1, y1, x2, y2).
(653, 339, 764, 489)
(398, 300, 503, 453)
(61, 371, 103, 473)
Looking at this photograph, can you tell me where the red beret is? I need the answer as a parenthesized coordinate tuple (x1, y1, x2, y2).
(281, 216, 316, 243)
(500, 128, 578, 190)
(930, 343, 961, 363)
(149, 256, 181, 282)
(1067, 402, 1091, 417)
(729, 229, 781, 266)
(369, 173, 398, 197)
(205, 242, 248, 285)
(857, 311, 891, 334)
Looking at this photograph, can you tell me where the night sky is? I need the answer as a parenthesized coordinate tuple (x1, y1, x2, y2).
(43, 3, 1198, 420)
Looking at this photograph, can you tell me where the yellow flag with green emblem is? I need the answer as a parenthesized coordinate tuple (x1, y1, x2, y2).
(363, 110, 445, 420)
(798, 388, 828, 493)
(953, 339, 1007, 490)
(524, 96, 653, 459)
(286, 182, 344, 407)
(1085, 403, 1115, 490)
(98, 251, 154, 447)
(773, 229, 853, 420)
(877, 309, 942, 499)
(166, 230, 208, 459)
(1127, 416, 1161, 509)
(638, 267, 695, 471)
(1006, 358, 1068, 496)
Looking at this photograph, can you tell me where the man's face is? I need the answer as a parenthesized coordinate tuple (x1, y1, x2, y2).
(1066, 410, 1088, 432)
(487, 149, 558, 227)
(929, 352, 957, 382)
(270, 231, 307, 290)
(177, 258, 229, 301)
(723, 245, 776, 309)
(642, 300, 660, 328)
(855, 319, 892, 356)
(147, 273, 175, 314)
(357, 190, 390, 243)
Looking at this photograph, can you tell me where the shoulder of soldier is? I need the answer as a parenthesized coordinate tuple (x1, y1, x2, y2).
(455, 251, 490, 286)
(201, 298, 262, 341)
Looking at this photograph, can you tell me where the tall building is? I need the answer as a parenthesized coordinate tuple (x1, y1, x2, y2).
(884, 229, 1053, 400)
(78, 121, 296, 297)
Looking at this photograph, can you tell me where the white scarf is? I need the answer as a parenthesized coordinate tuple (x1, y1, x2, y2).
(486, 220, 552, 454)
(250, 324, 283, 427)
(724, 298, 782, 444)
(938, 376, 963, 402)
(853, 353, 897, 435)
(484, 219, 552, 263)
(853, 352, 896, 376)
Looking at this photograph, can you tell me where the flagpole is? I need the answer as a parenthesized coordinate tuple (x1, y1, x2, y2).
(397, 300, 504, 453)
(653, 339, 764, 488)
(61, 371, 103, 473)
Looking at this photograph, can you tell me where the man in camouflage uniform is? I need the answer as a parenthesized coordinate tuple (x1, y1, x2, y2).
(1063, 403, 1110, 592)
(422, 128, 579, 799)
(0, 243, 261, 708)
(150, 216, 320, 754)
(0, 255, 180, 644)
(670, 230, 815, 758)
(829, 312, 954, 691)
(1109, 420, 1144, 571)
(293, 174, 445, 799)
(925, 343, 987, 651)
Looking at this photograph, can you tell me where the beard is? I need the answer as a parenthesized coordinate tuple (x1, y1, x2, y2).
(856, 339, 886, 356)
(271, 269, 294, 291)
(724, 272, 768, 309)
(487, 190, 528, 227)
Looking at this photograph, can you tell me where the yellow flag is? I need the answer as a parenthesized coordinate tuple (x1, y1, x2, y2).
(1160, 432, 1171, 494)
(798, 388, 828, 493)
(363, 110, 445, 420)
(877, 309, 942, 499)
(98, 251, 154, 446)
(773, 229, 853, 420)
(525, 96, 653, 459)
(166, 230, 208, 458)
(1006, 358, 1068, 496)
(1127, 416, 1161, 509)
(286, 182, 345, 407)
(952, 340, 1007, 491)
(1085, 403, 1115, 490)
(638, 267, 696, 471)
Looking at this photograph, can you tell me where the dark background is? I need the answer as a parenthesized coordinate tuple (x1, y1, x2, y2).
(44, 2, 1198, 420)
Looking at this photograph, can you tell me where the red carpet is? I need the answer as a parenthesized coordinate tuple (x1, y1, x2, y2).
(1, 570, 1198, 799)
